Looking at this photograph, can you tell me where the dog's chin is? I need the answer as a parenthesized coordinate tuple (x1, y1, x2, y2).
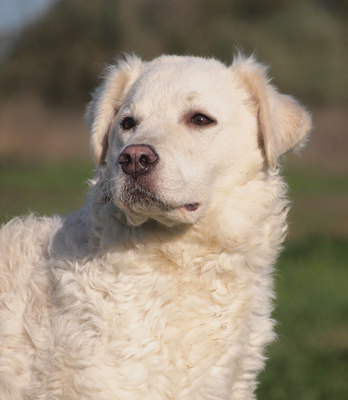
(121, 206, 202, 227)
(112, 182, 202, 226)
(156, 204, 202, 227)
(121, 209, 150, 227)
(115, 193, 202, 227)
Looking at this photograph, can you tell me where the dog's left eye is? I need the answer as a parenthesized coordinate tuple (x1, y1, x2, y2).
(191, 114, 214, 126)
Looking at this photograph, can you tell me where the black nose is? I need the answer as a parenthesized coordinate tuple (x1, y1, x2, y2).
(118, 145, 158, 179)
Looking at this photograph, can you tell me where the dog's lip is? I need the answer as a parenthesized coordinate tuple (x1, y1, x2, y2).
(118, 184, 200, 213)
(182, 203, 200, 212)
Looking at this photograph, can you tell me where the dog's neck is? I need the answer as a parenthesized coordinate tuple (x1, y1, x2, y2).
(78, 168, 288, 263)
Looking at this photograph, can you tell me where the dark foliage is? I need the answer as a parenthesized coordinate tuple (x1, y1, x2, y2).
(0, 0, 347, 107)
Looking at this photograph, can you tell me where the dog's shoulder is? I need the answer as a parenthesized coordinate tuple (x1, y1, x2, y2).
(0, 215, 62, 293)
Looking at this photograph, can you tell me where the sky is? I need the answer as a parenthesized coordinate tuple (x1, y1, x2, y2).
(0, 0, 55, 35)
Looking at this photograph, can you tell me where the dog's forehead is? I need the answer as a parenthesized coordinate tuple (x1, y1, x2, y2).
(129, 57, 234, 106)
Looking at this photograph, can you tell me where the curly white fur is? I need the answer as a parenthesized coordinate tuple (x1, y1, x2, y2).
(0, 54, 311, 399)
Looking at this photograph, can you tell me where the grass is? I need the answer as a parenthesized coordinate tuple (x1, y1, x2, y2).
(0, 161, 347, 398)
(258, 236, 348, 400)
(283, 166, 348, 196)
(0, 161, 94, 223)
(282, 166, 348, 240)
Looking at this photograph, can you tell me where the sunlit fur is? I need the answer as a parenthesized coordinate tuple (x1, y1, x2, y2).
(0, 54, 311, 399)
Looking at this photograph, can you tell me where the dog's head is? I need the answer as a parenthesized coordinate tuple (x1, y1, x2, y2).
(86, 54, 311, 227)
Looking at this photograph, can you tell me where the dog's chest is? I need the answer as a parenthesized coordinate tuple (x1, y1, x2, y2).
(50, 250, 249, 397)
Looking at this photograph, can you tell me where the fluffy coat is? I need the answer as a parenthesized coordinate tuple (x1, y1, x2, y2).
(0, 54, 312, 399)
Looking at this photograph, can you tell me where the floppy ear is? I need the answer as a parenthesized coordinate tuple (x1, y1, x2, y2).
(86, 55, 144, 166)
(232, 55, 312, 169)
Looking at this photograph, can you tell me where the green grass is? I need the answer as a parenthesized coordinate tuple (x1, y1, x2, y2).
(0, 161, 94, 223)
(0, 162, 347, 398)
(258, 236, 348, 400)
(283, 167, 348, 196)
(281, 166, 348, 239)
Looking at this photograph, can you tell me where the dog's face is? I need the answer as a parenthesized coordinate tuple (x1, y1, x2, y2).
(87, 55, 311, 227)
(107, 57, 260, 226)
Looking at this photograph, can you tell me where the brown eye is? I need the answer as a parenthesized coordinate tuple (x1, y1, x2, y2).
(191, 114, 214, 126)
(121, 117, 136, 130)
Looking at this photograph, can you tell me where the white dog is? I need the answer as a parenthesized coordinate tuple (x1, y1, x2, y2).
(0, 54, 311, 399)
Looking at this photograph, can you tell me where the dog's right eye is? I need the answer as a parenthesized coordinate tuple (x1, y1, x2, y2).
(190, 113, 215, 127)
(121, 117, 136, 130)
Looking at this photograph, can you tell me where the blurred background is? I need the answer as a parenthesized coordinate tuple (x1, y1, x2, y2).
(0, 0, 347, 398)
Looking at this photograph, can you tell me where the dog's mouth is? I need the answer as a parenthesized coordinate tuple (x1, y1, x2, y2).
(116, 183, 200, 213)
(183, 203, 200, 212)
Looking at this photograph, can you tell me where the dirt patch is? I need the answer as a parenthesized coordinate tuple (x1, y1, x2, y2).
(0, 97, 90, 164)
(286, 105, 348, 173)
(1, 98, 346, 239)
(289, 194, 348, 239)
(309, 326, 348, 351)
(1, 99, 347, 172)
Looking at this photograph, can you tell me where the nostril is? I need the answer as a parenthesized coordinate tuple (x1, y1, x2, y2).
(119, 153, 132, 165)
(140, 153, 156, 165)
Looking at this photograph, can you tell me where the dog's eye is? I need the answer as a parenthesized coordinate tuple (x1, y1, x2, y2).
(191, 114, 214, 126)
(121, 117, 136, 130)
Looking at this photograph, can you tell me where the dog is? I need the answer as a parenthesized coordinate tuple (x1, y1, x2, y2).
(0, 54, 311, 399)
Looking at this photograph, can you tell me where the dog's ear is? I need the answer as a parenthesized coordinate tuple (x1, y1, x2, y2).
(86, 55, 144, 166)
(231, 55, 312, 169)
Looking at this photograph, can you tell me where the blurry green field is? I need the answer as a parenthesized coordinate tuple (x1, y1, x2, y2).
(258, 236, 348, 400)
(0, 161, 95, 222)
(0, 162, 347, 399)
